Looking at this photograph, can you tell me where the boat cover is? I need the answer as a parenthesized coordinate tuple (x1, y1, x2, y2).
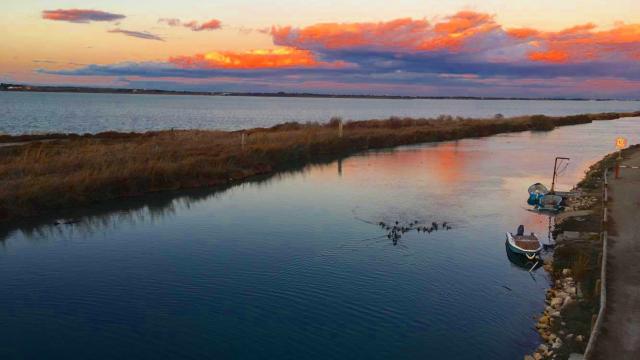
(528, 183, 549, 195)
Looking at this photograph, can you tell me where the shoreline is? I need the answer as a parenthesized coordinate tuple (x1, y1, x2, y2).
(524, 144, 639, 360)
(1, 111, 639, 222)
(2, 84, 632, 101)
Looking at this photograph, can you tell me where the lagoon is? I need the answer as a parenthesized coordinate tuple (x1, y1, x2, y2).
(2, 91, 640, 135)
(1, 117, 638, 359)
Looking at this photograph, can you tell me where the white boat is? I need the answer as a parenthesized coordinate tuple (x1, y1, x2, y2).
(506, 225, 542, 260)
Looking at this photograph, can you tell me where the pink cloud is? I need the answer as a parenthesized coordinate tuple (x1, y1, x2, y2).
(159, 18, 222, 31)
(42, 9, 125, 23)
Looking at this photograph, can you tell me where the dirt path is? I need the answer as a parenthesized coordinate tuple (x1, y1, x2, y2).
(593, 150, 640, 359)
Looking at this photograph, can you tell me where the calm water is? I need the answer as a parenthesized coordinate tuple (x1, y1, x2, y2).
(1, 91, 640, 135)
(1, 117, 638, 359)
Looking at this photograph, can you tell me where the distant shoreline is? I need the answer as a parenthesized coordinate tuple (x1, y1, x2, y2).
(0, 83, 627, 101)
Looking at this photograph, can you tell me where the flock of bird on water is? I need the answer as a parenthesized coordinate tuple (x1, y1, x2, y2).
(378, 220, 452, 245)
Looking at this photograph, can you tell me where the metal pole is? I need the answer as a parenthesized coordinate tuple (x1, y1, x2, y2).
(551, 157, 570, 194)
(551, 157, 559, 193)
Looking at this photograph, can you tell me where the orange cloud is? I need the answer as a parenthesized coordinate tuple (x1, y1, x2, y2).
(528, 50, 569, 63)
(272, 18, 431, 50)
(509, 22, 640, 63)
(169, 48, 330, 69)
(506, 27, 540, 39)
(272, 11, 499, 53)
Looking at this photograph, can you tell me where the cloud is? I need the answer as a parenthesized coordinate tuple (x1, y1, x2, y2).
(271, 11, 501, 53)
(42, 9, 125, 23)
(191, 19, 222, 31)
(159, 18, 222, 31)
(41, 11, 640, 98)
(169, 48, 353, 69)
(158, 18, 182, 27)
(507, 22, 640, 63)
(108, 29, 164, 41)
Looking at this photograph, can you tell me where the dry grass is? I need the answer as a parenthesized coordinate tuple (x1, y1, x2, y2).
(1, 111, 638, 221)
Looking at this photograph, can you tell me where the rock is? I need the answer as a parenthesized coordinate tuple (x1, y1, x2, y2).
(563, 232, 580, 240)
(538, 344, 549, 353)
(524, 355, 535, 360)
(549, 333, 557, 341)
(552, 338, 563, 349)
(563, 297, 574, 308)
(567, 286, 577, 297)
(539, 315, 550, 325)
(550, 311, 561, 317)
(566, 333, 574, 340)
(534, 353, 543, 360)
(551, 297, 564, 309)
(562, 268, 572, 276)
(576, 335, 585, 342)
(536, 322, 549, 330)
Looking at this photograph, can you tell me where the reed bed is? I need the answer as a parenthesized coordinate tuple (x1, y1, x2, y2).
(1, 111, 638, 221)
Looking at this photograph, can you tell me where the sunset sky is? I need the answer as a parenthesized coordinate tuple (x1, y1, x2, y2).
(2, 0, 640, 98)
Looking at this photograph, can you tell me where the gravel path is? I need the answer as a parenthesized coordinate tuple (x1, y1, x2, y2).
(594, 149, 640, 359)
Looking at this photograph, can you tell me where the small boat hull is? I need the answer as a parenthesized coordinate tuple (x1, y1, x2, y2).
(505, 242, 542, 270)
(506, 232, 542, 260)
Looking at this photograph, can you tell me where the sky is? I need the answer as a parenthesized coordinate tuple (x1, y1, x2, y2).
(2, 0, 640, 98)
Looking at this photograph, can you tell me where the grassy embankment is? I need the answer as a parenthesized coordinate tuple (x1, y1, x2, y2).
(1, 111, 638, 222)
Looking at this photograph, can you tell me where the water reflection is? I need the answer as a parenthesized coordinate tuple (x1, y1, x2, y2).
(0, 155, 357, 244)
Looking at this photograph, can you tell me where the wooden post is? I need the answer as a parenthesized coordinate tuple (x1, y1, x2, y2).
(241, 132, 246, 150)
(338, 120, 343, 138)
